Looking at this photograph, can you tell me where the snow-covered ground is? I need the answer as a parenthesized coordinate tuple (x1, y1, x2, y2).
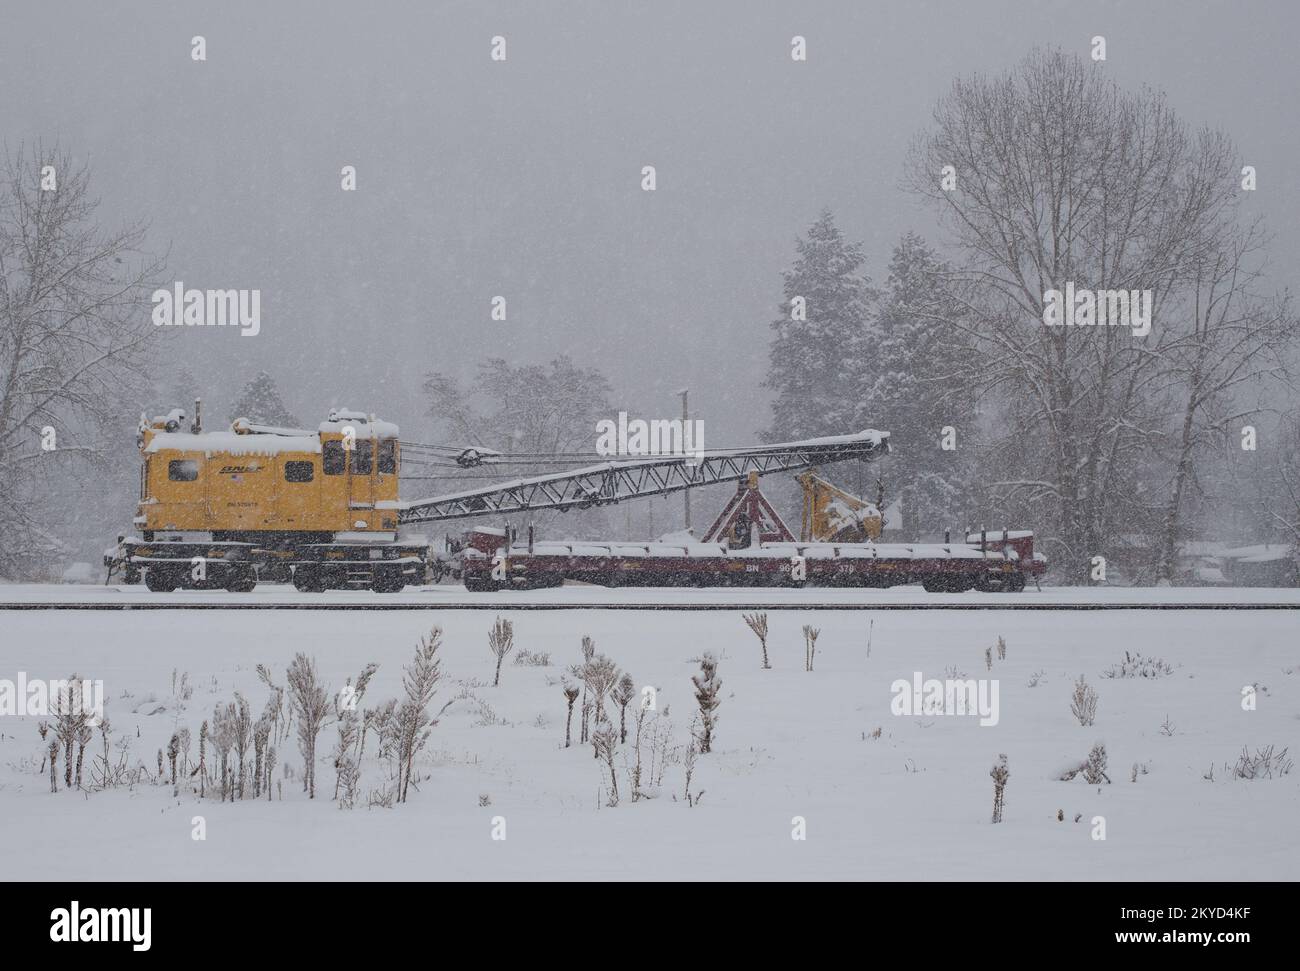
(1, 603, 1296, 880)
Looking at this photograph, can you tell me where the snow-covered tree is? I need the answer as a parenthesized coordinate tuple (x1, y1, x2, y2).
(583, 654, 621, 759)
(1262, 415, 1300, 547)
(865, 233, 978, 537)
(763, 209, 876, 444)
(1153, 229, 1295, 580)
(286, 654, 331, 800)
(331, 662, 377, 807)
(426, 356, 615, 457)
(691, 653, 721, 753)
(424, 356, 621, 535)
(907, 48, 1253, 580)
(487, 616, 514, 687)
(990, 754, 1009, 823)
(611, 674, 635, 744)
(0, 145, 160, 577)
(396, 628, 442, 803)
(229, 371, 299, 427)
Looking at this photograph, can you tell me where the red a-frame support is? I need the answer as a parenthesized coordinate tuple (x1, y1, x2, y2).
(701, 473, 795, 548)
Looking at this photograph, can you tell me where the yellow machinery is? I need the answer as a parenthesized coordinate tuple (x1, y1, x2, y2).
(796, 470, 883, 543)
(110, 405, 898, 594)
(115, 403, 428, 592)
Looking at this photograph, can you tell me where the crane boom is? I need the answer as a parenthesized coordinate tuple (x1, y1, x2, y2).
(395, 429, 890, 525)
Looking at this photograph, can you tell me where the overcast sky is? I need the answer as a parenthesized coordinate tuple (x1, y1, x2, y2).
(3, 0, 1295, 448)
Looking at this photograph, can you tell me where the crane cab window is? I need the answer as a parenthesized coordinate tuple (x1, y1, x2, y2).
(284, 461, 314, 483)
(378, 440, 397, 474)
(349, 441, 373, 475)
(168, 460, 199, 482)
(323, 441, 345, 475)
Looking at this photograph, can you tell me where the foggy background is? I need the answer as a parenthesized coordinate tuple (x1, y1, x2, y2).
(5, 0, 1294, 440)
(2, 0, 1297, 569)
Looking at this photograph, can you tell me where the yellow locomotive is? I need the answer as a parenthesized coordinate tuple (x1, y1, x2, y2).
(114, 403, 428, 592)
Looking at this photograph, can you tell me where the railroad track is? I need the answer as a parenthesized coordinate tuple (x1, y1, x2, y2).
(2, 599, 1297, 611)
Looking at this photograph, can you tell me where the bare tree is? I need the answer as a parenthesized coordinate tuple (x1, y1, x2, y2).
(692, 654, 722, 753)
(423, 357, 619, 535)
(803, 625, 819, 672)
(396, 628, 443, 802)
(562, 681, 580, 748)
(264, 745, 276, 801)
(573, 635, 597, 744)
(682, 736, 703, 808)
(592, 721, 619, 806)
(1254, 414, 1300, 548)
(0, 144, 161, 576)
(611, 674, 635, 744)
(487, 617, 515, 687)
(907, 49, 1244, 580)
(255, 665, 287, 747)
(51, 676, 85, 789)
(166, 733, 179, 795)
(332, 662, 378, 804)
(1070, 675, 1099, 727)
(232, 693, 252, 799)
(197, 720, 207, 798)
(210, 702, 235, 801)
(252, 717, 269, 799)
(1154, 230, 1295, 580)
(583, 655, 622, 759)
(743, 612, 771, 669)
(990, 754, 1009, 823)
(75, 722, 91, 790)
(286, 654, 332, 800)
(1083, 743, 1110, 785)
(48, 739, 59, 793)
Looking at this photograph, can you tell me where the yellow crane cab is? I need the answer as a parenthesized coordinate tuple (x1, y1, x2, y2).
(119, 404, 426, 593)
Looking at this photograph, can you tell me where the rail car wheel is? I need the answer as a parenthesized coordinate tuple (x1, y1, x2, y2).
(923, 574, 976, 593)
(463, 575, 500, 593)
(292, 566, 327, 593)
(975, 571, 1023, 593)
(145, 568, 178, 593)
(225, 569, 257, 593)
(372, 572, 406, 593)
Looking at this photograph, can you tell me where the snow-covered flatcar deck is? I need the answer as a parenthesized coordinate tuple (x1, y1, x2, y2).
(2, 583, 1297, 610)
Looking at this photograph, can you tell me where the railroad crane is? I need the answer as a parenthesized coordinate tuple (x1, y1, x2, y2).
(110, 402, 1043, 593)
(110, 403, 902, 592)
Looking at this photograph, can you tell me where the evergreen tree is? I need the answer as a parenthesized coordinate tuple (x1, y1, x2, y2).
(864, 233, 977, 538)
(763, 209, 875, 443)
(229, 371, 299, 427)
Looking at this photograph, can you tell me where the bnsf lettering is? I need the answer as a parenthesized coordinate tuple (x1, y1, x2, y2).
(218, 466, 261, 474)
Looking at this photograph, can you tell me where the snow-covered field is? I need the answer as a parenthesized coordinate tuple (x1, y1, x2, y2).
(1, 602, 1297, 880)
